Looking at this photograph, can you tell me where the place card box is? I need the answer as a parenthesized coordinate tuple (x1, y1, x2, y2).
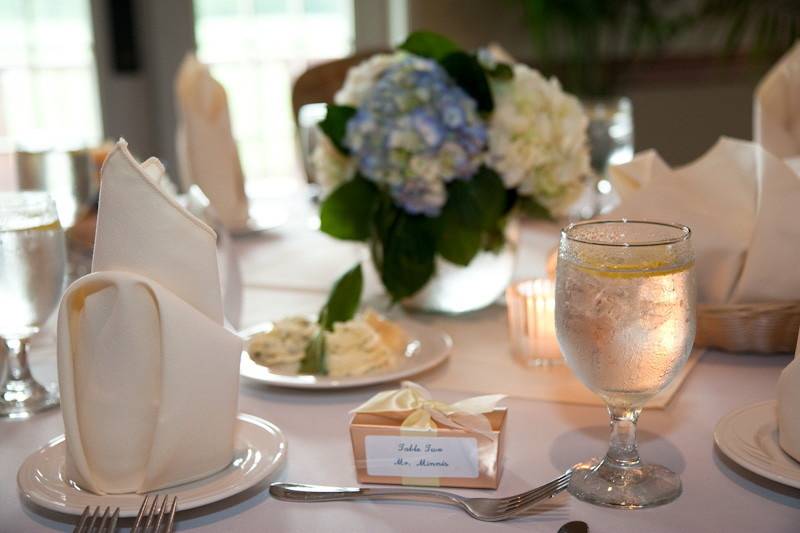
(349, 409, 507, 489)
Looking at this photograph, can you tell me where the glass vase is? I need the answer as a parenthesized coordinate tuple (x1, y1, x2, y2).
(581, 96, 634, 217)
(402, 226, 518, 315)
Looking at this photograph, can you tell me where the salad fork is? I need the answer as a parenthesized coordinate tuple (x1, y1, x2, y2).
(132, 494, 177, 533)
(270, 470, 571, 521)
(74, 505, 119, 532)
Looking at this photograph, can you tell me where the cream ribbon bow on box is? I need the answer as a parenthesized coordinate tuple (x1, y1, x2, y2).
(175, 53, 250, 231)
(608, 137, 800, 305)
(352, 381, 505, 440)
(57, 140, 242, 495)
(755, 41, 800, 159)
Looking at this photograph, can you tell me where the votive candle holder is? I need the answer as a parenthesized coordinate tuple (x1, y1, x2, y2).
(506, 278, 562, 367)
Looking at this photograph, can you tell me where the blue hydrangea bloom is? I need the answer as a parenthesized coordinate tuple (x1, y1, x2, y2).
(345, 55, 487, 216)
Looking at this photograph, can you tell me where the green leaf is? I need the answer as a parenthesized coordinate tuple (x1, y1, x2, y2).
(483, 214, 510, 254)
(299, 263, 363, 375)
(439, 52, 493, 112)
(470, 167, 507, 228)
(320, 175, 379, 241)
(318, 104, 357, 154)
(443, 167, 506, 231)
(442, 180, 480, 228)
(368, 195, 398, 273)
(436, 167, 506, 265)
(318, 263, 363, 331)
(377, 212, 438, 301)
(438, 209, 482, 266)
(518, 195, 554, 220)
(299, 329, 326, 374)
(486, 62, 513, 80)
(398, 31, 461, 61)
(502, 188, 518, 215)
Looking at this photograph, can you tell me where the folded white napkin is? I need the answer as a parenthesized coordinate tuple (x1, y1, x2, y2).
(175, 53, 250, 230)
(609, 137, 800, 304)
(57, 140, 242, 494)
(778, 331, 800, 462)
(755, 42, 800, 158)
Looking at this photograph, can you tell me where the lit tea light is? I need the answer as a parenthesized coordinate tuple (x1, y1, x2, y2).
(506, 278, 562, 367)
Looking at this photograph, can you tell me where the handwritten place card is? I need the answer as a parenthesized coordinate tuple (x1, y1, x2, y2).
(350, 409, 506, 488)
(364, 435, 479, 478)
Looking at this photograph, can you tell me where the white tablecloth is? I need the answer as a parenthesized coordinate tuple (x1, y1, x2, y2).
(3, 195, 800, 532)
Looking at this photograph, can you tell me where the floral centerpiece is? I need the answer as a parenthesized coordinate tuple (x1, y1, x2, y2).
(313, 31, 589, 309)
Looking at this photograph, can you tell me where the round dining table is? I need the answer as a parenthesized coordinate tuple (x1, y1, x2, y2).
(3, 191, 799, 532)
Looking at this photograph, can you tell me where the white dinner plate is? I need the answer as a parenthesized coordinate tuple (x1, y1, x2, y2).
(18, 414, 287, 517)
(240, 319, 452, 389)
(182, 185, 288, 238)
(714, 400, 800, 489)
(230, 204, 289, 238)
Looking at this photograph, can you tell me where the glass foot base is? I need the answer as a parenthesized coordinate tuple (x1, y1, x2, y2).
(568, 459, 681, 509)
(0, 380, 60, 420)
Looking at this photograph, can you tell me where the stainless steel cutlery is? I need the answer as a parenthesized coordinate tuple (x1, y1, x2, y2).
(74, 494, 176, 533)
(74, 505, 119, 533)
(132, 494, 177, 533)
(270, 470, 571, 521)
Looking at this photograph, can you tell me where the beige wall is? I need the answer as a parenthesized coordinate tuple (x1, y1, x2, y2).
(405, 0, 765, 166)
(628, 80, 756, 166)
(90, 0, 195, 172)
(87, 0, 769, 169)
(407, 0, 533, 58)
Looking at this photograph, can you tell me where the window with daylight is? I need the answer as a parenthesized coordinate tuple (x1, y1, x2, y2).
(194, 0, 355, 186)
(0, 0, 102, 188)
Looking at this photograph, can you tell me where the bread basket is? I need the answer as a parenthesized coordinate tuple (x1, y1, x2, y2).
(695, 301, 800, 354)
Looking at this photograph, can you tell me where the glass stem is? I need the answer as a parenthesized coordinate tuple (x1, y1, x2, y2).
(0, 335, 58, 416)
(4, 338, 33, 382)
(605, 406, 642, 469)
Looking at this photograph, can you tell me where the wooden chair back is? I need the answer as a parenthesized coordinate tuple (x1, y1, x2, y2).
(291, 50, 384, 121)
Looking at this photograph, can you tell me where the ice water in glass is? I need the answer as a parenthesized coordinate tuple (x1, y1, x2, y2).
(0, 192, 66, 418)
(555, 220, 696, 508)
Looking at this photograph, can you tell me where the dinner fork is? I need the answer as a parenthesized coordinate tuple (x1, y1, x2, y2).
(270, 470, 571, 521)
(132, 494, 177, 533)
(74, 505, 119, 532)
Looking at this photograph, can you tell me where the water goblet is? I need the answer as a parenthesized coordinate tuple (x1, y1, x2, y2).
(555, 220, 696, 508)
(0, 192, 67, 418)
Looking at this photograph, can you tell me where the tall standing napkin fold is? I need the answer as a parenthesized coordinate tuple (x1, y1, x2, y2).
(175, 53, 250, 230)
(757, 44, 800, 458)
(57, 140, 242, 494)
(608, 137, 800, 305)
(755, 41, 800, 158)
(778, 330, 800, 462)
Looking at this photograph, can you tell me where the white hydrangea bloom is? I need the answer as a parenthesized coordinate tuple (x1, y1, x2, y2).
(487, 64, 590, 217)
(311, 132, 356, 196)
(334, 53, 405, 107)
